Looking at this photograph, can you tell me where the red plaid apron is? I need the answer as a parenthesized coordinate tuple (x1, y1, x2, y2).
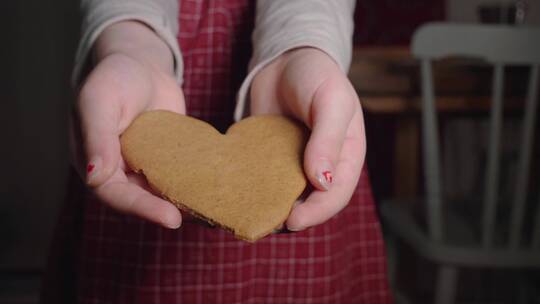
(53, 1, 392, 303)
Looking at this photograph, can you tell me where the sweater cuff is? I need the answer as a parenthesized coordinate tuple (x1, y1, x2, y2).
(234, 0, 355, 121)
(235, 43, 347, 122)
(72, 1, 182, 87)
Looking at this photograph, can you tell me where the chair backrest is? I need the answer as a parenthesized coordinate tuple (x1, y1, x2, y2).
(412, 23, 540, 249)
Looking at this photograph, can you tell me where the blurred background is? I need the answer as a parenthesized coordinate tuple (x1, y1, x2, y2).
(0, 1, 79, 303)
(0, 0, 538, 303)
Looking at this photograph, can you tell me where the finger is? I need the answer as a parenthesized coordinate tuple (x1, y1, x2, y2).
(96, 168, 182, 229)
(78, 89, 122, 187)
(287, 109, 365, 231)
(304, 78, 357, 191)
(126, 172, 200, 223)
(272, 197, 307, 233)
(77, 55, 155, 187)
(126, 171, 154, 190)
(77, 65, 128, 187)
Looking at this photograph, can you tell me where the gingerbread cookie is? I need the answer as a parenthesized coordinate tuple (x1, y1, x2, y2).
(120, 110, 308, 241)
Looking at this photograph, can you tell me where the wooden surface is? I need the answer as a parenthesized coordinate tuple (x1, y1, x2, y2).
(350, 46, 528, 113)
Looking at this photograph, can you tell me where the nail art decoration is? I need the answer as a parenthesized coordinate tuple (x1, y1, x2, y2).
(317, 169, 333, 191)
(322, 171, 333, 184)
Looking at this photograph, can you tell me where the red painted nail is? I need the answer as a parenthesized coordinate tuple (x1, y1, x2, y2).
(87, 163, 95, 174)
(322, 171, 333, 183)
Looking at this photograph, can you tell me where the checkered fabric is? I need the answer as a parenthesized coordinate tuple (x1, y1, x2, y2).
(75, 1, 392, 303)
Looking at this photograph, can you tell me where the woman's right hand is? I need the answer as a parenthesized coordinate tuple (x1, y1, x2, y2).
(72, 21, 185, 228)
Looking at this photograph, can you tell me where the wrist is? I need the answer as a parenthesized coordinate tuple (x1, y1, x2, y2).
(257, 47, 327, 82)
(93, 20, 174, 76)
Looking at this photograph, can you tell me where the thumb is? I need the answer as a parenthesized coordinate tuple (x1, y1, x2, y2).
(77, 87, 122, 187)
(304, 78, 356, 191)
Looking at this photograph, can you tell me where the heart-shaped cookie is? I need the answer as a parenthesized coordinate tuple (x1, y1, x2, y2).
(120, 110, 308, 241)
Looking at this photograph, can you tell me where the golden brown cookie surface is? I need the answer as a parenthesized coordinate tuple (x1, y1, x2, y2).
(120, 110, 308, 241)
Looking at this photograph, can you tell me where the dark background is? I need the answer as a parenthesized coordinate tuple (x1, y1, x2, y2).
(0, 1, 80, 302)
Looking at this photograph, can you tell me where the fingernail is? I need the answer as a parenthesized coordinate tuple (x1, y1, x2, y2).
(316, 160, 334, 191)
(86, 157, 101, 184)
(166, 220, 181, 229)
(164, 212, 181, 229)
(287, 226, 305, 232)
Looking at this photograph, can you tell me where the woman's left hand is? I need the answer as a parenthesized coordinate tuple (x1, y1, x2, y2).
(250, 47, 366, 232)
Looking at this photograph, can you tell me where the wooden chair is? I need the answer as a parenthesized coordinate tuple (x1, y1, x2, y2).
(380, 23, 540, 304)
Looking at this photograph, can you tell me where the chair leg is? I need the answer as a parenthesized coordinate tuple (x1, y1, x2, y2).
(385, 234, 397, 290)
(384, 236, 414, 304)
(517, 273, 529, 304)
(435, 265, 459, 304)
